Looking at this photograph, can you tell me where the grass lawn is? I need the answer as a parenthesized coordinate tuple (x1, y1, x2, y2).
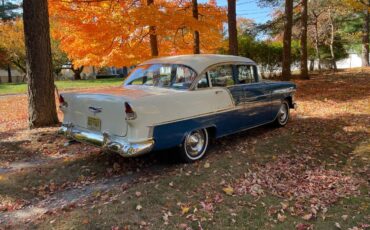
(0, 78, 124, 95)
(0, 69, 369, 229)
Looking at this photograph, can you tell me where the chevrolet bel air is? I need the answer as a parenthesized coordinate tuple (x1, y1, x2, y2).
(59, 54, 297, 162)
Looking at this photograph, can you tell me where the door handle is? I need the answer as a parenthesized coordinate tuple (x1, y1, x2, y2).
(215, 90, 223, 94)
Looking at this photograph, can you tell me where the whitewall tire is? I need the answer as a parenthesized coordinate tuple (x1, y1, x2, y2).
(274, 100, 290, 127)
(179, 128, 209, 163)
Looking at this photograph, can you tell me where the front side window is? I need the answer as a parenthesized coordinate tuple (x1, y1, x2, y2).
(237, 65, 256, 84)
(124, 64, 196, 89)
(208, 65, 234, 87)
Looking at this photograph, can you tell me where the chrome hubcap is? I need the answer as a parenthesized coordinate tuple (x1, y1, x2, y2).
(279, 103, 288, 123)
(185, 130, 205, 157)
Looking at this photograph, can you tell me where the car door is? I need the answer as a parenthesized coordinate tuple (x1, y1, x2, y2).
(235, 65, 273, 126)
(205, 64, 246, 134)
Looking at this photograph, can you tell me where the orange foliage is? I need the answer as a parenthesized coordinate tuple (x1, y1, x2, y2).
(49, 0, 227, 67)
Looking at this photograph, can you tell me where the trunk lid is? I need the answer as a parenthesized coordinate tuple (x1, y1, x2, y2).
(63, 93, 128, 136)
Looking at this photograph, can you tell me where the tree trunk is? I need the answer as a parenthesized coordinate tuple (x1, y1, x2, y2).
(313, 16, 321, 71)
(328, 9, 337, 71)
(362, 2, 369, 67)
(7, 64, 12, 83)
(72, 65, 84, 80)
(227, 0, 238, 55)
(282, 0, 293, 81)
(147, 0, 159, 57)
(23, 0, 58, 128)
(300, 0, 309, 79)
(192, 0, 200, 54)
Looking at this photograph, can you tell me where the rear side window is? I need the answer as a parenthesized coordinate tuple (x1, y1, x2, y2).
(125, 64, 196, 89)
(237, 65, 256, 84)
(208, 65, 234, 87)
(197, 73, 209, 88)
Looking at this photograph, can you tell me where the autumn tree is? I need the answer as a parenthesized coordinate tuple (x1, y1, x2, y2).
(227, 0, 238, 55)
(0, 19, 69, 80)
(344, 0, 370, 66)
(0, 0, 21, 83)
(308, 3, 324, 70)
(23, 0, 58, 128)
(49, 0, 226, 67)
(0, 19, 26, 83)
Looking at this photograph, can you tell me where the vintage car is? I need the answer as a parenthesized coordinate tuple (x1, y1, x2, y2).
(59, 54, 297, 162)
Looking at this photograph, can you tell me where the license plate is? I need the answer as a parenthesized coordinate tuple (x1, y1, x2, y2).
(87, 116, 101, 131)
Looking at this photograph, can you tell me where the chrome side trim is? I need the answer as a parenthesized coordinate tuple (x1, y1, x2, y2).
(271, 87, 296, 94)
(58, 124, 154, 157)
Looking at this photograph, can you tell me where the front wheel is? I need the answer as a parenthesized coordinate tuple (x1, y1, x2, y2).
(179, 128, 209, 163)
(273, 100, 290, 127)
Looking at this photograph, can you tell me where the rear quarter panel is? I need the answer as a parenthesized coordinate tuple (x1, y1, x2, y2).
(263, 81, 296, 117)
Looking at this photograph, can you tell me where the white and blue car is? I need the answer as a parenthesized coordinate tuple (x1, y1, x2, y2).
(59, 54, 297, 162)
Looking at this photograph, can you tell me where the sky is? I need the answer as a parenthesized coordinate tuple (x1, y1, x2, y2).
(199, 0, 274, 24)
(8, 0, 274, 24)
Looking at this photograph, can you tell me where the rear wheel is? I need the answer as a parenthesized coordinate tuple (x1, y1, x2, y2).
(273, 100, 290, 127)
(179, 128, 209, 163)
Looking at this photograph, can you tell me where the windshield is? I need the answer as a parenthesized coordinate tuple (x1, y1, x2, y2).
(124, 64, 197, 89)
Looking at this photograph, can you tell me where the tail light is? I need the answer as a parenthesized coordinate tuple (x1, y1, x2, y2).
(125, 102, 137, 120)
(59, 95, 68, 108)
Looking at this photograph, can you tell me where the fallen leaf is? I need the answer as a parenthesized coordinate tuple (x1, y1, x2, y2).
(335, 222, 341, 229)
(135, 191, 142, 197)
(277, 213, 286, 222)
(302, 213, 312, 220)
(136, 204, 142, 211)
(179, 223, 188, 229)
(296, 223, 312, 230)
(181, 206, 190, 215)
(162, 211, 173, 225)
(223, 185, 234, 195)
(204, 162, 210, 168)
(281, 202, 289, 210)
(113, 162, 120, 172)
(341, 215, 348, 221)
(200, 201, 213, 212)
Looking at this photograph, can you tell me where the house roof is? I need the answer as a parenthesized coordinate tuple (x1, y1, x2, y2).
(140, 54, 256, 74)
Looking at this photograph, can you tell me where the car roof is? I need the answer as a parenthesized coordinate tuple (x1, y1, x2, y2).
(140, 54, 256, 74)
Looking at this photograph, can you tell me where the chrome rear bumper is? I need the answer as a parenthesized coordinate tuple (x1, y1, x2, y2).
(58, 123, 154, 157)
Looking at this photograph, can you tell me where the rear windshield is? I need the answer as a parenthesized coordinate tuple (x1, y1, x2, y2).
(124, 64, 197, 90)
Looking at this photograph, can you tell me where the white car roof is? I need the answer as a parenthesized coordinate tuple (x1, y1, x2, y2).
(140, 54, 256, 74)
